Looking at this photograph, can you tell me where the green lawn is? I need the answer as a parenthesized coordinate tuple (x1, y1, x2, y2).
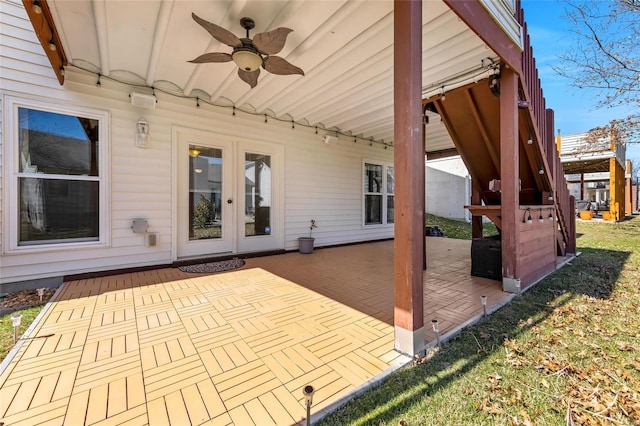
(425, 213, 498, 240)
(319, 215, 640, 425)
(1, 305, 48, 361)
(2, 216, 638, 424)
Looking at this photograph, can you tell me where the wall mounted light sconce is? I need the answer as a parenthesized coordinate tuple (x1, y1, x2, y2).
(322, 135, 338, 144)
(488, 67, 501, 96)
(538, 208, 544, 223)
(135, 117, 150, 148)
(522, 207, 532, 224)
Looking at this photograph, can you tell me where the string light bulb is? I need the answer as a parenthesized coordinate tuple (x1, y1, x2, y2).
(32, 0, 42, 14)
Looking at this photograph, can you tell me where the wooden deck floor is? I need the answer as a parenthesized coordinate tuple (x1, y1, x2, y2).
(0, 238, 508, 425)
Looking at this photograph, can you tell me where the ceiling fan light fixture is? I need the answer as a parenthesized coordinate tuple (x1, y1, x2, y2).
(232, 49, 262, 72)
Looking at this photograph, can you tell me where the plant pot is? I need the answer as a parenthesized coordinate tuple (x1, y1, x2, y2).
(579, 210, 593, 220)
(298, 237, 315, 254)
(602, 211, 611, 221)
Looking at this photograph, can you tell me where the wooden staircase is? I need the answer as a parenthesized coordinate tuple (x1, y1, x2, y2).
(425, 4, 576, 257)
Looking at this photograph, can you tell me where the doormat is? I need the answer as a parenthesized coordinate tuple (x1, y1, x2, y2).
(178, 258, 245, 274)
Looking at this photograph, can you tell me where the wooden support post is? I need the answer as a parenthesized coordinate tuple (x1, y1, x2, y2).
(580, 173, 585, 200)
(393, 0, 424, 356)
(471, 189, 483, 238)
(625, 160, 632, 217)
(499, 68, 521, 293)
(610, 158, 625, 221)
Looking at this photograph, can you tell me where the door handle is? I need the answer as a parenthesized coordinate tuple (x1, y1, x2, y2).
(227, 199, 233, 204)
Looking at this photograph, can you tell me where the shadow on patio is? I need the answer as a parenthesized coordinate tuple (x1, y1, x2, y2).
(0, 237, 510, 425)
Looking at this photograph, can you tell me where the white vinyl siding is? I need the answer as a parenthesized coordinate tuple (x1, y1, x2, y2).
(0, 0, 395, 283)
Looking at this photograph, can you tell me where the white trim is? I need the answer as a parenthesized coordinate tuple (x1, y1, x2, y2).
(362, 158, 395, 228)
(2, 94, 111, 255)
(235, 139, 285, 253)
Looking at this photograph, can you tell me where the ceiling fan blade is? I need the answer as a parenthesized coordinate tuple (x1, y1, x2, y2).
(192, 13, 241, 48)
(263, 56, 304, 76)
(252, 27, 293, 55)
(188, 52, 233, 64)
(238, 68, 260, 88)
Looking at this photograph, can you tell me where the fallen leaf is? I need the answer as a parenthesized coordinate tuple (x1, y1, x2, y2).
(616, 341, 636, 351)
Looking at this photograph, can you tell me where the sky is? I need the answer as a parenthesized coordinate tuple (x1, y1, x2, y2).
(521, 0, 639, 161)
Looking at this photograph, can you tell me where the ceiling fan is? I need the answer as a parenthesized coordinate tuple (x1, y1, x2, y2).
(188, 14, 305, 88)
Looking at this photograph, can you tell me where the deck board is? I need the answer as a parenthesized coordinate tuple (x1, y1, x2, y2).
(0, 238, 510, 425)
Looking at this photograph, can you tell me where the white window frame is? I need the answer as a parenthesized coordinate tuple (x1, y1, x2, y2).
(3, 95, 110, 253)
(362, 159, 394, 227)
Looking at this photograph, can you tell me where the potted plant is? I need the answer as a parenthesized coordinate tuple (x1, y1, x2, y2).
(298, 219, 317, 254)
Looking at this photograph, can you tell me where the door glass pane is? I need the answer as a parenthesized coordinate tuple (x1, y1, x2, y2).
(245, 153, 271, 236)
(189, 145, 223, 240)
(387, 195, 395, 224)
(386, 166, 394, 194)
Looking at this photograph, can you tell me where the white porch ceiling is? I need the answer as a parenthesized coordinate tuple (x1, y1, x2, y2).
(48, 0, 498, 149)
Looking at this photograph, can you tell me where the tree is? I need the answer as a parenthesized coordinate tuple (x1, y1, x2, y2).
(555, 0, 639, 146)
(556, 0, 640, 107)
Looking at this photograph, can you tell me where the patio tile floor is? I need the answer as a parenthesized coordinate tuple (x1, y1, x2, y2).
(0, 238, 509, 425)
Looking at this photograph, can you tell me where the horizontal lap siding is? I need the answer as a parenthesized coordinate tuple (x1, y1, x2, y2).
(0, 0, 394, 283)
(518, 216, 556, 287)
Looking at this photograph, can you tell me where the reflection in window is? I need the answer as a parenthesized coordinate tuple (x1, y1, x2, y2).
(17, 107, 101, 245)
(189, 145, 223, 240)
(364, 162, 393, 225)
(245, 153, 271, 236)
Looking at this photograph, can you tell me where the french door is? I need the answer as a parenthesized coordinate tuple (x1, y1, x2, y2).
(177, 130, 233, 257)
(176, 129, 282, 258)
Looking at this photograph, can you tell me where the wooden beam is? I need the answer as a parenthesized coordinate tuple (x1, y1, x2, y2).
(465, 205, 502, 230)
(393, 0, 424, 356)
(464, 90, 500, 173)
(22, 0, 67, 84)
(434, 100, 483, 195)
(499, 68, 521, 293)
(426, 147, 458, 160)
(444, 0, 522, 75)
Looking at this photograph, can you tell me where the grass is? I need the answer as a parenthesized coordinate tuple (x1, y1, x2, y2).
(1, 304, 48, 361)
(319, 215, 640, 425)
(2, 216, 638, 424)
(425, 213, 499, 240)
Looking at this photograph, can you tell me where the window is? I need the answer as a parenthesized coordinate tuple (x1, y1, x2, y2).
(5, 97, 108, 250)
(363, 161, 394, 225)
